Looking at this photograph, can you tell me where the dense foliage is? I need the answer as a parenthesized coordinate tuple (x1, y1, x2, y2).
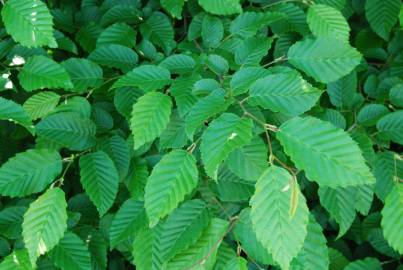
(0, 0, 402, 269)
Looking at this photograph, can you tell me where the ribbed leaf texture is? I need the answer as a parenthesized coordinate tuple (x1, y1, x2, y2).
(61, 58, 103, 93)
(0, 206, 26, 239)
(159, 54, 196, 75)
(23, 91, 60, 120)
(36, 112, 97, 151)
(233, 208, 273, 265)
(249, 71, 322, 116)
(166, 218, 229, 270)
(185, 89, 230, 139)
(161, 0, 185, 19)
(98, 135, 130, 180)
(365, 0, 401, 40)
(18, 56, 73, 91)
(79, 151, 119, 216)
(235, 37, 273, 66)
(22, 188, 67, 265)
(344, 258, 382, 270)
(112, 65, 171, 92)
(288, 37, 362, 83)
(290, 215, 329, 270)
(1, 0, 56, 48)
(307, 4, 350, 42)
(140, 12, 174, 54)
(132, 226, 164, 270)
(88, 44, 138, 72)
(318, 186, 356, 237)
(201, 113, 253, 179)
(145, 150, 199, 227)
(197, 0, 242, 15)
(109, 199, 146, 249)
(201, 15, 223, 48)
(381, 183, 403, 254)
(48, 231, 91, 270)
(0, 249, 32, 270)
(159, 199, 210, 262)
(215, 166, 255, 202)
(130, 92, 172, 150)
(376, 111, 403, 145)
(0, 149, 62, 197)
(96, 23, 136, 48)
(374, 151, 403, 201)
(230, 11, 285, 38)
(0, 97, 34, 133)
(277, 116, 375, 187)
(250, 166, 309, 270)
(230, 67, 271, 96)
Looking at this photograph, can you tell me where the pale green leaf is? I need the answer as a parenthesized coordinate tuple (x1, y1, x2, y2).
(0, 249, 32, 270)
(23, 91, 60, 120)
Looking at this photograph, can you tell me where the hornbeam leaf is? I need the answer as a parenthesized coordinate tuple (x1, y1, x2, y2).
(288, 37, 362, 83)
(145, 150, 199, 227)
(250, 166, 309, 270)
(0, 149, 62, 197)
(277, 116, 375, 187)
(22, 188, 67, 265)
(200, 113, 253, 180)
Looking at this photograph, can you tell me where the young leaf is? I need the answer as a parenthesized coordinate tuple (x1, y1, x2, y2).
(200, 113, 253, 179)
(0, 149, 62, 197)
(1, 0, 56, 48)
(0, 249, 32, 270)
(277, 116, 376, 187)
(144, 150, 199, 227)
(130, 92, 172, 150)
(79, 151, 120, 216)
(22, 188, 67, 265)
(18, 55, 73, 91)
(288, 37, 362, 83)
(250, 166, 309, 270)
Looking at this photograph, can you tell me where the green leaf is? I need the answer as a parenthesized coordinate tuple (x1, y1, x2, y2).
(1, 0, 56, 48)
(290, 215, 329, 270)
(100, 4, 142, 27)
(112, 65, 171, 92)
(0, 97, 34, 133)
(198, 0, 242, 16)
(114, 87, 144, 118)
(159, 199, 210, 262)
(130, 92, 172, 150)
(233, 208, 273, 265)
(276, 116, 375, 187)
(374, 151, 403, 201)
(159, 54, 196, 75)
(52, 96, 91, 118)
(61, 58, 103, 93)
(235, 37, 273, 66)
(166, 218, 229, 270)
(200, 113, 253, 179)
(88, 44, 138, 72)
(98, 135, 130, 180)
(48, 231, 91, 270)
(145, 150, 199, 227)
(0, 149, 62, 197)
(18, 55, 73, 91)
(307, 4, 350, 42)
(223, 257, 248, 270)
(376, 111, 403, 145)
(365, 0, 401, 40)
(225, 136, 268, 181)
(327, 72, 358, 109)
(250, 166, 309, 270)
(215, 166, 255, 202)
(206, 54, 229, 75)
(185, 89, 230, 139)
(288, 37, 362, 83)
(140, 12, 174, 54)
(230, 11, 285, 39)
(109, 199, 146, 249)
(36, 112, 97, 151)
(161, 0, 185, 19)
(170, 75, 199, 117)
(132, 226, 164, 270)
(381, 183, 403, 254)
(389, 84, 403, 107)
(357, 104, 389, 126)
(201, 15, 223, 48)
(79, 151, 119, 216)
(249, 71, 322, 116)
(318, 186, 356, 237)
(96, 23, 136, 48)
(23, 91, 60, 120)
(344, 258, 381, 270)
(0, 249, 32, 270)
(0, 206, 26, 239)
(159, 110, 188, 150)
(22, 188, 67, 265)
(230, 67, 271, 96)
